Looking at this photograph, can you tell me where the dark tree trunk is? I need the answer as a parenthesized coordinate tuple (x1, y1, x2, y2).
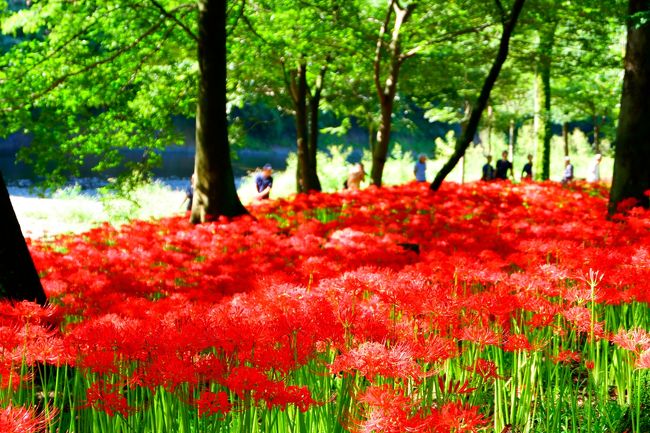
(293, 63, 310, 193)
(609, 0, 650, 214)
(191, 0, 247, 223)
(371, 1, 414, 186)
(289, 62, 323, 193)
(371, 102, 394, 186)
(534, 25, 555, 181)
(430, 0, 527, 190)
(592, 115, 601, 153)
(0, 172, 46, 305)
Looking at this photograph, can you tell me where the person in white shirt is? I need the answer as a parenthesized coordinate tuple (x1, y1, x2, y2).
(587, 154, 602, 183)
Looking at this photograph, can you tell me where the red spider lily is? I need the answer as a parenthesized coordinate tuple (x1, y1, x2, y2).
(7, 179, 646, 431)
(330, 341, 422, 381)
(553, 349, 581, 365)
(636, 350, 650, 369)
(194, 390, 231, 417)
(466, 358, 504, 380)
(428, 401, 489, 433)
(612, 328, 650, 354)
(0, 405, 54, 433)
(82, 381, 134, 417)
(503, 334, 532, 352)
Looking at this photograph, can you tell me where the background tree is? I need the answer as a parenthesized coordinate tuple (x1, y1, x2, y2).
(609, 0, 650, 213)
(430, 0, 527, 190)
(191, 0, 247, 222)
(0, 172, 46, 304)
(0, 0, 246, 221)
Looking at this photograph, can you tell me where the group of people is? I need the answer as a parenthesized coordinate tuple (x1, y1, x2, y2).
(482, 152, 603, 184)
(182, 163, 275, 211)
(182, 152, 603, 208)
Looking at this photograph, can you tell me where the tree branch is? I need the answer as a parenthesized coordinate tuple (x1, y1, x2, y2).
(374, 0, 397, 102)
(149, 0, 198, 42)
(430, 0, 527, 190)
(227, 0, 247, 36)
(399, 22, 495, 63)
(2, 19, 168, 112)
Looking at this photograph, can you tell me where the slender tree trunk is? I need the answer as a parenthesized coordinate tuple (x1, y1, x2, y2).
(430, 0, 527, 190)
(487, 105, 494, 156)
(0, 172, 47, 305)
(534, 25, 555, 181)
(592, 115, 601, 153)
(290, 62, 322, 193)
(562, 121, 570, 157)
(191, 0, 247, 223)
(508, 119, 517, 161)
(371, 1, 414, 186)
(306, 63, 328, 193)
(293, 63, 310, 193)
(609, 0, 650, 214)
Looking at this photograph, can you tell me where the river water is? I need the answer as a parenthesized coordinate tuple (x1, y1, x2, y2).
(1, 146, 290, 192)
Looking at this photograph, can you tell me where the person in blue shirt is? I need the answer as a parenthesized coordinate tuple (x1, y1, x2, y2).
(255, 164, 273, 200)
(413, 154, 427, 182)
(562, 157, 574, 184)
(521, 154, 533, 181)
(481, 155, 495, 181)
(495, 151, 513, 180)
(180, 174, 195, 211)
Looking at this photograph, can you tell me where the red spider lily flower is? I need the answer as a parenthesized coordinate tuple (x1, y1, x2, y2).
(562, 306, 604, 338)
(428, 401, 489, 433)
(330, 341, 422, 381)
(82, 381, 134, 417)
(457, 325, 500, 348)
(355, 385, 421, 433)
(0, 405, 54, 433)
(437, 376, 477, 396)
(503, 334, 532, 352)
(195, 390, 231, 417)
(554, 349, 581, 364)
(612, 328, 650, 354)
(466, 358, 504, 380)
(636, 349, 650, 369)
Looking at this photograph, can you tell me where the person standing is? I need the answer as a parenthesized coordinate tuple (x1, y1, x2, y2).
(347, 162, 366, 190)
(521, 154, 533, 181)
(481, 155, 495, 181)
(562, 157, 574, 184)
(587, 154, 602, 183)
(414, 154, 427, 182)
(255, 164, 273, 200)
(495, 150, 513, 180)
(181, 174, 195, 211)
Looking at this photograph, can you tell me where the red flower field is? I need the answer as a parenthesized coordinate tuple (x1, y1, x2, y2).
(2, 181, 650, 432)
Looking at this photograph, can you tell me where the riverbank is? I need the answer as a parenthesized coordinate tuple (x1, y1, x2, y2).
(10, 182, 187, 239)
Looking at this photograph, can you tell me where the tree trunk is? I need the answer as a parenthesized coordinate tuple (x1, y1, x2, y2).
(534, 25, 555, 181)
(508, 119, 517, 160)
(191, 0, 247, 223)
(487, 105, 494, 156)
(371, 102, 394, 186)
(290, 62, 322, 194)
(307, 63, 328, 193)
(0, 172, 47, 305)
(293, 63, 310, 193)
(562, 121, 570, 157)
(371, 1, 414, 186)
(609, 0, 650, 214)
(430, 0, 527, 190)
(592, 115, 601, 153)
